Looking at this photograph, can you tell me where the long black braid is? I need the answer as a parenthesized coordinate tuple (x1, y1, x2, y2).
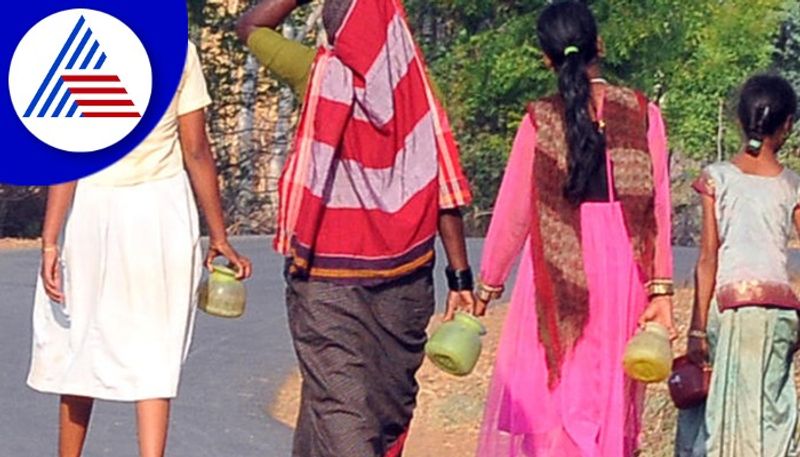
(537, 1, 605, 205)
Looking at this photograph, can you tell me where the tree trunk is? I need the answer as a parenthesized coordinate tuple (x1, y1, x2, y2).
(238, 53, 259, 192)
(716, 98, 725, 161)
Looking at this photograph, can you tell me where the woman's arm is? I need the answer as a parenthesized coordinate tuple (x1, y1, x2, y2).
(638, 104, 675, 336)
(689, 193, 719, 363)
(179, 109, 252, 279)
(439, 209, 469, 271)
(40, 182, 77, 303)
(475, 115, 537, 310)
(439, 209, 476, 319)
(236, 0, 316, 99)
(794, 207, 800, 242)
(236, 0, 299, 42)
(648, 104, 673, 280)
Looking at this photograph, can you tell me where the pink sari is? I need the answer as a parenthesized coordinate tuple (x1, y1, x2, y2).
(477, 104, 672, 456)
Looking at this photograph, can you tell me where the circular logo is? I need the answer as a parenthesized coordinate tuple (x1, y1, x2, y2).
(8, 9, 152, 153)
(1, 1, 187, 185)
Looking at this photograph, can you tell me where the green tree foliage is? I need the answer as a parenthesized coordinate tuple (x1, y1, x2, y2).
(405, 0, 790, 231)
(169, 1, 796, 240)
(659, 0, 787, 158)
(404, 1, 550, 227)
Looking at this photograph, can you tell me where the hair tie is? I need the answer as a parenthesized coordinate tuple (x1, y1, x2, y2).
(747, 138, 763, 151)
(564, 46, 580, 56)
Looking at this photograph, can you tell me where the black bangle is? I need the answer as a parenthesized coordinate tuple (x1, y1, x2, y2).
(445, 266, 474, 292)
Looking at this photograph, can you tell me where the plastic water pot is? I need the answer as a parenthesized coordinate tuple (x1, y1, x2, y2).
(198, 265, 246, 318)
(425, 312, 486, 376)
(623, 322, 673, 383)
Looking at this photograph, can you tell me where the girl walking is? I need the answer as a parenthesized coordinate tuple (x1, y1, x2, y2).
(28, 42, 252, 457)
(679, 74, 800, 457)
(474, 2, 674, 455)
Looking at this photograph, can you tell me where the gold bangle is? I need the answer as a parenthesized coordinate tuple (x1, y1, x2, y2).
(647, 279, 674, 298)
(42, 245, 59, 253)
(477, 281, 504, 302)
(476, 289, 497, 302)
(478, 281, 504, 293)
(647, 278, 674, 287)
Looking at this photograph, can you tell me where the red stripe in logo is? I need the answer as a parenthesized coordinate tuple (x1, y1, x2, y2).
(82, 112, 141, 118)
(69, 87, 128, 94)
(61, 75, 121, 82)
(76, 99, 135, 106)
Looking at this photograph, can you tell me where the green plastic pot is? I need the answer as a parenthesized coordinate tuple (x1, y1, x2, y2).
(198, 265, 246, 318)
(425, 312, 487, 376)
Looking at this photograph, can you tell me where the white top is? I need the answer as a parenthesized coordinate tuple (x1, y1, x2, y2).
(84, 41, 212, 186)
(698, 161, 800, 293)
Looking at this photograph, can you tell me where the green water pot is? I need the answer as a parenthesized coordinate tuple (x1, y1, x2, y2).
(425, 312, 487, 377)
(198, 265, 247, 318)
(622, 322, 673, 383)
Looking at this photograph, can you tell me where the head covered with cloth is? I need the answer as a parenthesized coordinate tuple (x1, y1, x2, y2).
(275, 0, 471, 284)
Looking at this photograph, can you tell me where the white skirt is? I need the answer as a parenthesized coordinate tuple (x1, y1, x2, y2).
(28, 172, 202, 401)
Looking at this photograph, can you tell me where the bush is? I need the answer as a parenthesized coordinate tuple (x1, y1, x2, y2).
(0, 186, 45, 238)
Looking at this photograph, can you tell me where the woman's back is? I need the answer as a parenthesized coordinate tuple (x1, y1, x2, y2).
(529, 84, 658, 262)
(681, 74, 800, 457)
(697, 161, 800, 305)
(83, 42, 210, 187)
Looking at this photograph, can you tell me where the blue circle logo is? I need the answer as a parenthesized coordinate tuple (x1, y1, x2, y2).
(1, 1, 188, 185)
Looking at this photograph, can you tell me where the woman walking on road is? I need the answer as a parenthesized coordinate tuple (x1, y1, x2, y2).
(475, 2, 675, 455)
(28, 42, 252, 457)
(677, 74, 800, 457)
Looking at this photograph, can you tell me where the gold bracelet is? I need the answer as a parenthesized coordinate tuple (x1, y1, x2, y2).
(647, 279, 674, 298)
(41, 245, 59, 253)
(478, 282, 504, 293)
(477, 281, 504, 302)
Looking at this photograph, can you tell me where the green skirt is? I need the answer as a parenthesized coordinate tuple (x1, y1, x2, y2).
(675, 303, 800, 457)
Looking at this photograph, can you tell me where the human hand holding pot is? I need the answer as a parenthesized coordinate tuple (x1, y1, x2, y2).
(638, 295, 676, 341)
(205, 238, 252, 280)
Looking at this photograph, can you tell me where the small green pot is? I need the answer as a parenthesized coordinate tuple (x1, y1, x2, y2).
(425, 312, 487, 377)
(198, 265, 246, 318)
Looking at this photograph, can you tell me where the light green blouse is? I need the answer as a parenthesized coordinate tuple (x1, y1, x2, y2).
(245, 27, 444, 103)
(246, 28, 315, 99)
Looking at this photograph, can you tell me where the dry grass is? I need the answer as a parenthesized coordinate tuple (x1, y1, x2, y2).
(0, 238, 39, 250)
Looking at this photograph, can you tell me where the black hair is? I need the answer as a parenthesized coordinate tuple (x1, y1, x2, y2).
(537, 1, 604, 204)
(737, 74, 797, 155)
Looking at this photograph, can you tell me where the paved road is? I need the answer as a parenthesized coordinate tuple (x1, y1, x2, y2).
(1, 238, 297, 457)
(1, 238, 796, 456)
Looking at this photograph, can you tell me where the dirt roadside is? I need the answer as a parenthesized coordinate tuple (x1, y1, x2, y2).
(268, 288, 698, 457)
(0, 238, 39, 250)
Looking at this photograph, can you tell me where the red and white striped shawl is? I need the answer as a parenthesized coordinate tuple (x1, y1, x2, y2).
(275, 0, 471, 284)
